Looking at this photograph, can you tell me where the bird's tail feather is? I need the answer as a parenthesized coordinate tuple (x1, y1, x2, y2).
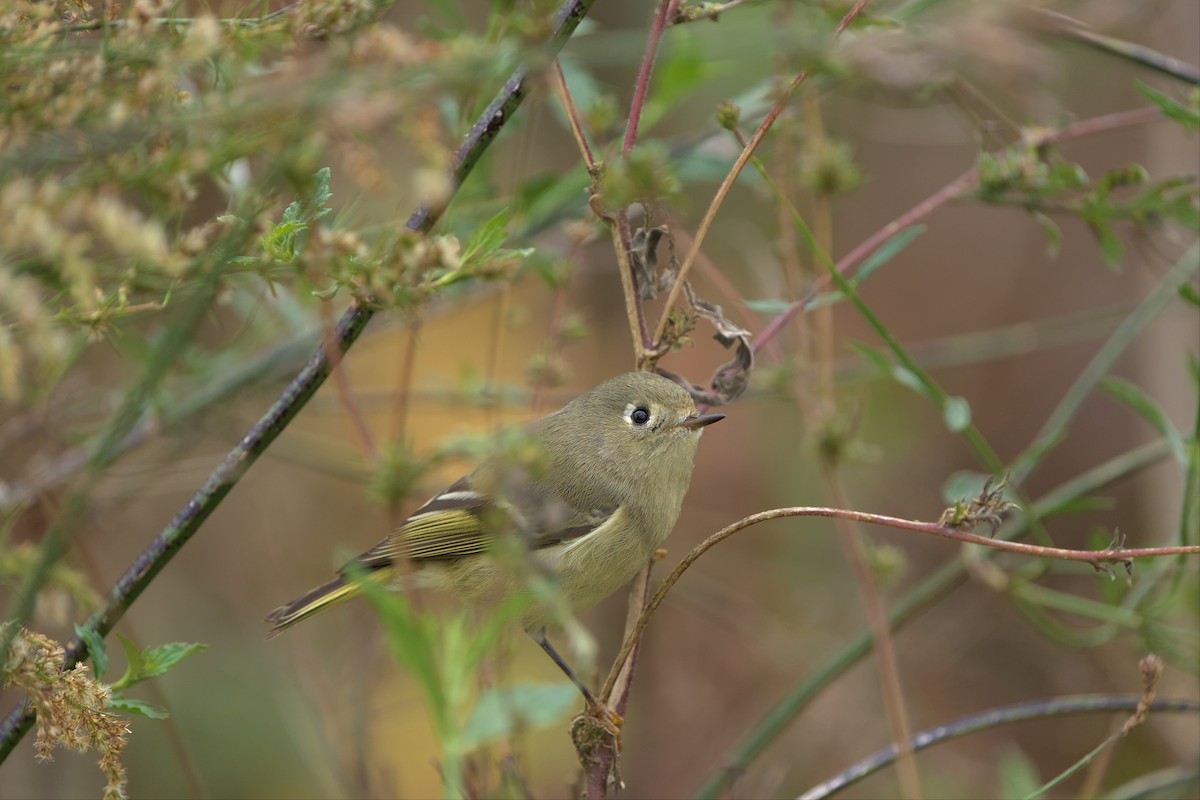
(265, 571, 383, 638)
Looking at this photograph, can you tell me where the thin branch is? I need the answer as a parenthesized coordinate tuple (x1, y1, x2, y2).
(602, 504, 1199, 701)
(622, 0, 680, 157)
(556, 49, 652, 365)
(650, 0, 869, 350)
(0, 0, 600, 763)
(1040, 9, 1200, 85)
(551, 60, 597, 173)
(797, 694, 1197, 800)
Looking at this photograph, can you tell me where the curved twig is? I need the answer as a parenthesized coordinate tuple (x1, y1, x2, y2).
(798, 694, 1200, 800)
(601, 505, 1199, 700)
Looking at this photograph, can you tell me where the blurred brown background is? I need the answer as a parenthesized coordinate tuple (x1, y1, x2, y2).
(2, 0, 1198, 798)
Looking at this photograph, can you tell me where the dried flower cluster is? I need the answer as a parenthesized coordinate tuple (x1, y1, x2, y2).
(1, 626, 128, 800)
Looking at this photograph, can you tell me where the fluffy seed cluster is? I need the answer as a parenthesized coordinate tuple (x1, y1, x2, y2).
(2, 626, 129, 800)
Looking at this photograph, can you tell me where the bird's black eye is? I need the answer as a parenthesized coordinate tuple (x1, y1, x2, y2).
(631, 406, 651, 426)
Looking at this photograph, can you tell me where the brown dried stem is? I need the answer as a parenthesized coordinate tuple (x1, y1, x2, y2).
(551, 60, 597, 175)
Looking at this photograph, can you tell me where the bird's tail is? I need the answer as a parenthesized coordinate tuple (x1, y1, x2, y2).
(265, 574, 370, 638)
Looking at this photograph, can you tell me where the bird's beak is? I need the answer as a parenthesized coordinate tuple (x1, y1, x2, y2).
(674, 413, 725, 430)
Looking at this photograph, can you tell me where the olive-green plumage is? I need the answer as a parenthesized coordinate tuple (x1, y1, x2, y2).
(266, 371, 722, 697)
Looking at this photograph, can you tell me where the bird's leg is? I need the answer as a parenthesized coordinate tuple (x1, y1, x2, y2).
(535, 635, 623, 742)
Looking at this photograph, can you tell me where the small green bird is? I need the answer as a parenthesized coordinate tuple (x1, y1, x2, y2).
(266, 371, 723, 712)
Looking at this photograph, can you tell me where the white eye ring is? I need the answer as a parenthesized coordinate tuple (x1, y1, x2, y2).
(624, 403, 653, 427)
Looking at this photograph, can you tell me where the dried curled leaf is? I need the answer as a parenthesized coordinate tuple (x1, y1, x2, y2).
(629, 225, 670, 300)
(630, 224, 753, 406)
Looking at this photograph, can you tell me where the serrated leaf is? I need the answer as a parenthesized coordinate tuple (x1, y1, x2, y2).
(459, 682, 578, 750)
(74, 625, 107, 681)
(855, 225, 925, 283)
(109, 697, 170, 719)
(1100, 376, 1187, 466)
(942, 396, 972, 432)
(310, 167, 333, 220)
(112, 635, 205, 691)
(462, 208, 511, 266)
(136, 642, 206, 681)
(1134, 80, 1200, 130)
(742, 298, 796, 315)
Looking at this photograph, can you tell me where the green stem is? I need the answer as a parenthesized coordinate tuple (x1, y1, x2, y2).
(1010, 243, 1200, 484)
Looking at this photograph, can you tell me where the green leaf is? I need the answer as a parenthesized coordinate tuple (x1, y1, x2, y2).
(942, 396, 972, 432)
(1039, 495, 1114, 520)
(1047, 161, 1089, 192)
(847, 341, 895, 379)
(1178, 283, 1200, 308)
(459, 682, 579, 750)
(643, 32, 720, 129)
(1090, 220, 1125, 268)
(356, 571, 446, 714)
(941, 470, 991, 505)
(997, 746, 1042, 800)
(109, 697, 170, 720)
(855, 225, 925, 283)
(112, 635, 206, 691)
(742, 298, 796, 315)
(1134, 80, 1200, 130)
(848, 342, 928, 398)
(803, 291, 843, 311)
(462, 208, 511, 266)
(310, 167, 333, 221)
(74, 625, 107, 681)
(1031, 211, 1061, 257)
(1100, 376, 1187, 467)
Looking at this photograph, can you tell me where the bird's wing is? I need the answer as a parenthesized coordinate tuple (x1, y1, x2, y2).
(345, 474, 616, 572)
